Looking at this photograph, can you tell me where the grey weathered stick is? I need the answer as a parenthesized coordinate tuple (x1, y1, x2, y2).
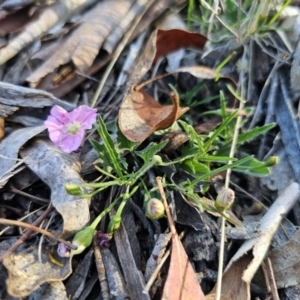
(224, 182, 300, 283)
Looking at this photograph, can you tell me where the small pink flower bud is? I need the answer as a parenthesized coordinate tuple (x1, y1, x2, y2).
(57, 243, 71, 257)
(146, 198, 165, 220)
(215, 188, 235, 211)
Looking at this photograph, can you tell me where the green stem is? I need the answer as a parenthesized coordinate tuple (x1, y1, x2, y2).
(90, 196, 121, 230)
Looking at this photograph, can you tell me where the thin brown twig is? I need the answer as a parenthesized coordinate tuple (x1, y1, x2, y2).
(0, 206, 75, 262)
(9, 182, 50, 204)
(0, 218, 75, 250)
(93, 233, 110, 300)
(143, 231, 185, 294)
(262, 257, 280, 300)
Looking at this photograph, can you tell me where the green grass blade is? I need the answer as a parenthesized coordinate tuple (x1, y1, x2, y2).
(203, 110, 239, 151)
(237, 123, 276, 144)
(94, 116, 124, 179)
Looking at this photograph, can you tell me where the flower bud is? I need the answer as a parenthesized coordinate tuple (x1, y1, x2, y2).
(264, 156, 279, 167)
(146, 198, 165, 219)
(65, 182, 82, 195)
(153, 155, 163, 166)
(107, 214, 122, 235)
(57, 243, 71, 257)
(71, 226, 94, 255)
(215, 188, 235, 211)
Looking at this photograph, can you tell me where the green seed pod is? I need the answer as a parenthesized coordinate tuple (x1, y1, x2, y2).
(215, 188, 235, 211)
(71, 226, 94, 255)
(65, 182, 82, 195)
(107, 214, 122, 235)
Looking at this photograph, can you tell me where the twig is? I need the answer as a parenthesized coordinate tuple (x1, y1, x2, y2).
(93, 233, 110, 300)
(0, 206, 75, 262)
(262, 257, 280, 300)
(215, 44, 248, 300)
(0, 217, 75, 249)
(143, 231, 185, 294)
(91, 0, 155, 108)
(9, 182, 50, 204)
(38, 211, 56, 265)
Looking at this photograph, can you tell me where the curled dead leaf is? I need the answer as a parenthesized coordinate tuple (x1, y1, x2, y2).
(119, 90, 188, 142)
(0, 117, 4, 140)
(119, 28, 208, 142)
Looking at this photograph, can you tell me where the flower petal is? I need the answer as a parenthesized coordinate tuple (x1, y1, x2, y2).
(58, 130, 85, 153)
(50, 105, 68, 124)
(68, 105, 97, 130)
(45, 105, 97, 153)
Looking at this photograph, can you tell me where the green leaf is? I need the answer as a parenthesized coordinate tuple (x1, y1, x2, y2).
(135, 140, 168, 162)
(237, 123, 276, 144)
(93, 115, 124, 179)
(199, 155, 237, 162)
(190, 155, 254, 184)
(180, 158, 210, 177)
(181, 81, 204, 106)
(203, 110, 238, 151)
(178, 120, 205, 154)
(116, 125, 138, 153)
(233, 155, 271, 177)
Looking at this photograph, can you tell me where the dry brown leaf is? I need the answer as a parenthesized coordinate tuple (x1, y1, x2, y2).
(154, 29, 207, 63)
(162, 233, 206, 300)
(27, 0, 133, 82)
(269, 229, 300, 288)
(119, 90, 189, 142)
(0, 0, 95, 65)
(156, 177, 206, 300)
(0, 117, 4, 140)
(0, 6, 35, 36)
(103, 0, 148, 53)
(3, 245, 71, 298)
(207, 256, 252, 300)
(34, 0, 177, 97)
(119, 29, 208, 142)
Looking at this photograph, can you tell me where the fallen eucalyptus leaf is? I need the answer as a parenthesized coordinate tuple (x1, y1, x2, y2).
(27, 281, 68, 300)
(27, 0, 133, 82)
(3, 245, 71, 298)
(269, 229, 300, 288)
(20, 139, 90, 238)
(0, 125, 45, 189)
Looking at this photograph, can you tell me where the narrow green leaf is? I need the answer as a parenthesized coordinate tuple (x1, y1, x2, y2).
(226, 84, 246, 103)
(94, 116, 124, 179)
(233, 155, 271, 177)
(237, 123, 276, 144)
(203, 110, 238, 151)
(199, 155, 237, 162)
(179, 120, 205, 154)
(190, 155, 253, 184)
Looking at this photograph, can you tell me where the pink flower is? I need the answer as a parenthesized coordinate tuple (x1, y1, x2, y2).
(44, 105, 97, 153)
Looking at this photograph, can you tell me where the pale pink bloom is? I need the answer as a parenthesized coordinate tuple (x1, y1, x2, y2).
(44, 105, 97, 153)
